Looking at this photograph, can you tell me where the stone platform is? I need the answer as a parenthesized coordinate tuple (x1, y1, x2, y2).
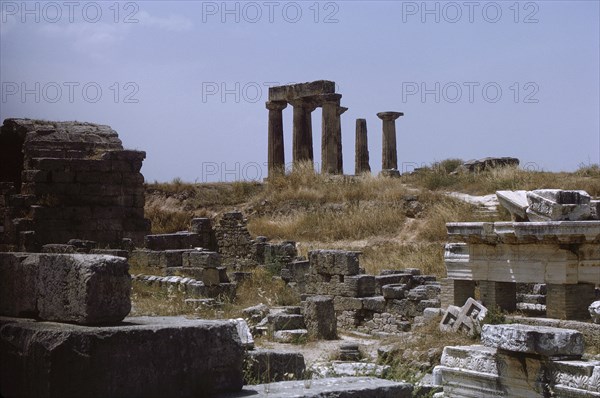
(0, 316, 244, 398)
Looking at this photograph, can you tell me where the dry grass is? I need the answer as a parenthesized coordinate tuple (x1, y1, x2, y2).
(403, 163, 600, 196)
(129, 266, 300, 319)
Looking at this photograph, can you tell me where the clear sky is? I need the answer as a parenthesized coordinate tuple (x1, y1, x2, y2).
(1, 0, 599, 182)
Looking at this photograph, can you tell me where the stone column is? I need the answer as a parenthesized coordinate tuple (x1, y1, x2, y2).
(336, 107, 347, 174)
(320, 94, 342, 174)
(355, 118, 370, 174)
(377, 112, 404, 171)
(546, 283, 596, 320)
(440, 278, 476, 309)
(291, 98, 317, 165)
(266, 101, 287, 177)
(479, 281, 516, 312)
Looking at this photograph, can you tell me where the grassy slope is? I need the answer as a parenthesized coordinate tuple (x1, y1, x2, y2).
(144, 162, 600, 277)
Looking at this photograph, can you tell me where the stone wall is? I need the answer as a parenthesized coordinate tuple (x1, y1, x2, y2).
(0, 118, 150, 251)
(215, 211, 256, 268)
(303, 250, 441, 335)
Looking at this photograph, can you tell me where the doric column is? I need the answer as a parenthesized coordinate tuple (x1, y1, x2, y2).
(320, 94, 341, 174)
(336, 106, 347, 174)
(377, 111, 404, 171)
(291, 98, 317, 165)
(266, 100, 287, 177)
(355, 118, 370, 174)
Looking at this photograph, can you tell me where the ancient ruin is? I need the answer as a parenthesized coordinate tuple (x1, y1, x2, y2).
(266, 80, 346, 175)
(443, 189, 600, 320)
(377, 111, 404, 175)
(355, 118, 371, 174)
(266, 80, 403, 177)
(0, 119, 150, 251)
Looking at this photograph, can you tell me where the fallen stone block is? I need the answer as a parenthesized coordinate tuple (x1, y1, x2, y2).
(517, 302, 546, 316)
(268, 313, 306, 331)
(231, 318, 254, 349)
(375, 274, 412, 293)
(145, 232, 202, 251)
(244, 349, 306, 383)
(481, 323, 584, 358)
(526, 189, 591, 221)
(0, 316, 244, 398)
(273, 329, 308, 343)
(303, 295, 337, 340)
(407, 284, 441, 300)
(218, 376, 413, 398)
(382, 283, 408, 299)
(0, 252, 130, 325)
(589, 301, 600, 324)
(440, 298, 487, 336)
(42, 243, 76, 253)
(496, 190, 529, 221)
(310, 362, 390, 379)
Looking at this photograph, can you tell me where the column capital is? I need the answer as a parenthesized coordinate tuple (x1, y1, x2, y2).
(317, 93, 342, 105)
(290, 96, 319, 111)
(377, 111, 404, 121)
(266, 100, 288, 111)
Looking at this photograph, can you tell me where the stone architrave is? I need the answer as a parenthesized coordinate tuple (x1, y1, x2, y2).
(377, 112, 404, 171)
(266, 101, 287, 176)
(481, 323, 584, 358)
(355, 119, 370, 174)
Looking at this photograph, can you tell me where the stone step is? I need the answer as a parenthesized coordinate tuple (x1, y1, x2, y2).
(517, 293, 546, 304)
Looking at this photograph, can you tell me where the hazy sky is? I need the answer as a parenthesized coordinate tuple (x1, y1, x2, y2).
(1, 0, 599, 182)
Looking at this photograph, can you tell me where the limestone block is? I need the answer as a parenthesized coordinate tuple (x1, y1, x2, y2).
(407, 284, 441, 301)
(496, 190, 529, 220)
(202, 267, 222, 286)
(311, 362, 390, 379)
(231, 318, 254, 349)
(0, 316, 244, 397)
(309, 250, 360, 276)
(344, 275, 376, 297)
(362, 296, 386, 312)
(439, 305, 461, 332)
(145, 232, 202, 251)
(527, 189, 591, 221)
(385, 299, 418, 318)
(591, 200, 600, 220)
(268, 313, 306, 331)
(375, 274, 413, 292)
(244, 350, 306, 383)
(334, 296, 363, 311)
(481, 324, 584, 357)
(183, 250, 222, 268)
(0, 253, 130, 324)
(219, 377, 413, 398)
(159, 249, 189, 268)
(272, 329, 308, 343)
(590, 301, 600, 324)
(382, 284, 408, 299)
(302, 295, 337, 340)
